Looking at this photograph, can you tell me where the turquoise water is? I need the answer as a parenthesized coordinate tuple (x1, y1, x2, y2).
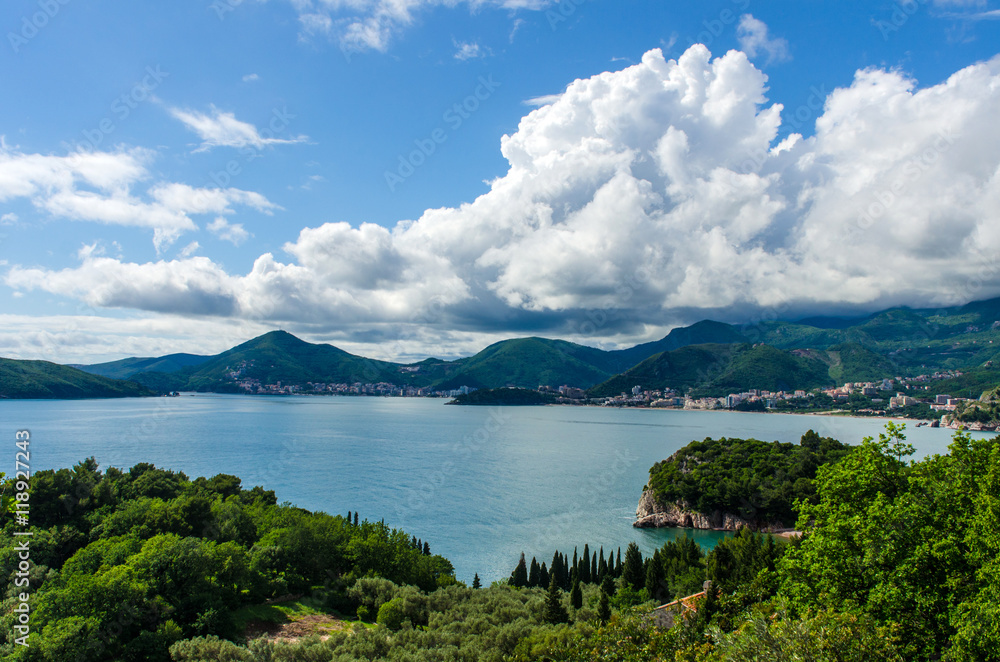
(2, 395, 981, 583)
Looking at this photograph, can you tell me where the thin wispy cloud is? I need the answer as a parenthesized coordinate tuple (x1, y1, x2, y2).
(523, 93, 562, 107)
(167, 105, 308, 152)
(288, 0, 554, 54)
(242, 73, 261, 82)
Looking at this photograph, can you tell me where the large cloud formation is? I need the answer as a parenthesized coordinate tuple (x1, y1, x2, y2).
(8, 45, 1000, 353)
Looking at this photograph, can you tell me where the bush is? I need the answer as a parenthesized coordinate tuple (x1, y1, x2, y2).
(376, 598, 406, 630)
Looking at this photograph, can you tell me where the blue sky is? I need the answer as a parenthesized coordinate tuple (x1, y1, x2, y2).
(2, 0, 1000, 362)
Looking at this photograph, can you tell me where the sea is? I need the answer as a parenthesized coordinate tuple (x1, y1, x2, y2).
(3, 394, 984, 584)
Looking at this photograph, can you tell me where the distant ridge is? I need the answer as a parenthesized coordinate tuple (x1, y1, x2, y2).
(48, 294, 1000, 397)
(0, 358, 154, 399)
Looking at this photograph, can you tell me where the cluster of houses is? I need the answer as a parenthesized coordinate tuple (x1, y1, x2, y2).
(234, 377, 474, 398)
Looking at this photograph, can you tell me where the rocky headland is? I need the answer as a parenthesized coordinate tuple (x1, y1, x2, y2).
(633, 489, 788, 532)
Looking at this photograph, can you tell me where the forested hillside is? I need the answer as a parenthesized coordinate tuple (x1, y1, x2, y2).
(2, 424, 997, 660)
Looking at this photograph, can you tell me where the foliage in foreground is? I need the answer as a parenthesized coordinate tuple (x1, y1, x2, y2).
(0, 462, 455, 661)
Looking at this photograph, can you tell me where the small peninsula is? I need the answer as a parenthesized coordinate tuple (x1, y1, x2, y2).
(447, 387, 558, 406)
(635, 431, 851, 531)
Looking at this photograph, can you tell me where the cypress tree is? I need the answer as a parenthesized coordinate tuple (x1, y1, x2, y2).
(570, 578, 583, 610)
(347, 510, 352, 522)
(616, 548, 623, 577)
(539, 562, 550, 589)
(572, 547, 579, 579)
(423, 541, 430, 556)
(472, 573, 481, 589)
(510, 552, 528, 588)
(598, 546, 607, 580)
(591, 553, 598, 583)
(580, 544, 591, 583)
(622, 542, 645, 590)
(646, 555, 665, 603)
(544, 575, 569, 624)
(354, 512, 359, 527)
(561, 553, 572, 590)
(528, 557, 540, 588)
(597, 589, 611, 623)
(601, 574, 616, 597)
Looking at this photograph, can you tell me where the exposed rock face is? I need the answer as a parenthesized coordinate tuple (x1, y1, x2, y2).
(634, 489, 786, 532)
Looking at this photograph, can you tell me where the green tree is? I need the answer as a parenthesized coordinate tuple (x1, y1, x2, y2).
(510, 552, 528, 588)
(544, 575, 569, 624)
(377, 598, 405, 630)
(779, 426, 997, 661)
(621, 542, 644, 590)
(528, 556, 540, 587)
(570, 578, 583, 610)
(580, 544, 591, 583)
(645, 552, 666, 603)
(597, 589, 611, 624)
(472, 573, 481, 589)
(601, 574, 616, 597)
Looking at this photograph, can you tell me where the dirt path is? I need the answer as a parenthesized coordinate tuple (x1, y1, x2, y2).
(246, 613, 351, 643)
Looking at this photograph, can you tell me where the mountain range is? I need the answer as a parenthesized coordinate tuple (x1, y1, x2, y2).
(5, 296, 1000, 399)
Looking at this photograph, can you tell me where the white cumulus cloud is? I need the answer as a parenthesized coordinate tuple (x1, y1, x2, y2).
(8, 45, 1000, 354)
(0, 145, 277, 251)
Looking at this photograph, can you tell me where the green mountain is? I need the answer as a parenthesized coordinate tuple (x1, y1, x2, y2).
(825, 342, 898, 383)
(608, 320, 747, 368)
(0, 358, 154, 399)
(589, 344, 739, 397)
(178, 330, 400, 392)
(701, 345, 833, 396)
(75, 353, 211, 380)
(431, 337, 619, 390)
(47, 294, 1000, 397)
(591, 343, 843, 398)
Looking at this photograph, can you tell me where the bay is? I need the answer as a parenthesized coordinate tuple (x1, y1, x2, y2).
(2, 394, 982, 584)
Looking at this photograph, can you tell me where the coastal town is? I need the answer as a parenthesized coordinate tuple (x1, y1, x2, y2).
(224, 364, 991, 428)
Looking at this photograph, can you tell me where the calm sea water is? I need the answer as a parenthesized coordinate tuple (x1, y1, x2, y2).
(2, 395, 983, 584)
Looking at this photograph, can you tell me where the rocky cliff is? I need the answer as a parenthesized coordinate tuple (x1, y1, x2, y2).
(633, 489, 787, 531)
